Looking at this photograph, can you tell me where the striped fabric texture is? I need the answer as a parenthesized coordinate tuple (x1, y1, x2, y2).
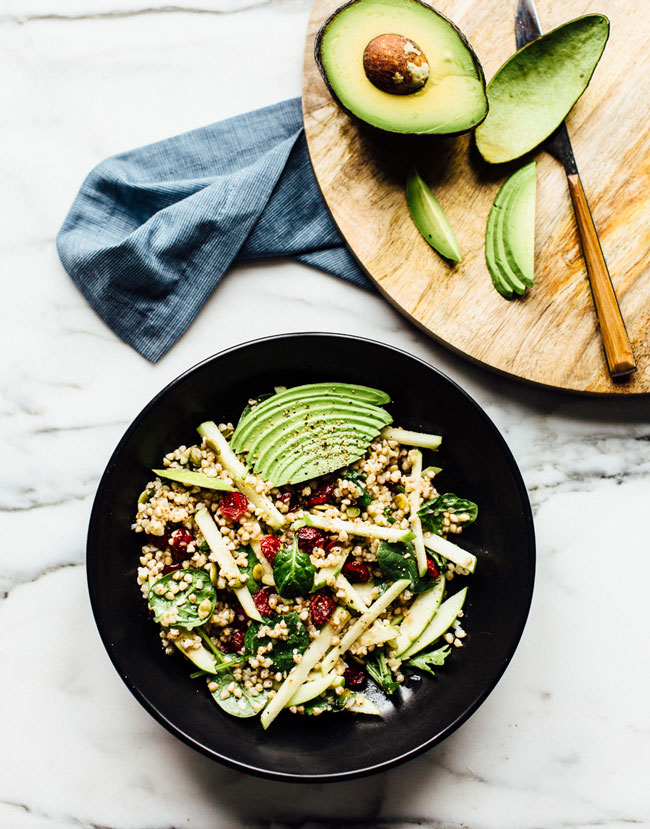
(56, 98, 369, 362)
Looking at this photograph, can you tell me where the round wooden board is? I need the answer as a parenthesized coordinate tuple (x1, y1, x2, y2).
(302, 0, 650, 394)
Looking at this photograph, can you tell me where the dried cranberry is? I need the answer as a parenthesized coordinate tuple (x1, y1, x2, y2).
(277, 490, 300, 512)
(219, 492, 249, 522)
(342, 559, 371, 583)
(324, 537, 339, 552)
(145, 529, 171, 550)
(161, 563, 181, 576)
(297, 526, 326, 552)
(426, 556, 440, 580)
(169, 527, 194, 561)
(344, 664, 366, 689)
(225, 629, 245, 654)
(307, 482, 335, 507)
(260, 535, 282, 565)
(310, 591, 336, 626)
(253, 587, 273, 618)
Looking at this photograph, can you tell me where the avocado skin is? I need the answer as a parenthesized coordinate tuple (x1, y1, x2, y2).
(476, 15, 610, 163)
(314, 0, 488, 137)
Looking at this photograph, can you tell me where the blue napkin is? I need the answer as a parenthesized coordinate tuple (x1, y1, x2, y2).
(57, 98, 369, 362)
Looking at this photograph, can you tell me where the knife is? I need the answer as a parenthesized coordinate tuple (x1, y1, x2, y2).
(515, 0, 636, 379)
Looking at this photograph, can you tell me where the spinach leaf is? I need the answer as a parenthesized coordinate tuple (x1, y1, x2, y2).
(418, 493, 478, 535)
(273, 537, 315, 599)
(148, 568, 216, 628)
(341, 471, 372, 508)
(365, 649, 399, 695)
(406, 644, 451, 677)
(304, 689, 348, 715)
(207, 673, 269, 718)
(376, 541, 438, 594)
(240, 546, 261, 593)
(244, 611, 309, 674)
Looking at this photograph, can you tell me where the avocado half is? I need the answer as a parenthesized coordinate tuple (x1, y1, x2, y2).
(315, 0, 488, 135)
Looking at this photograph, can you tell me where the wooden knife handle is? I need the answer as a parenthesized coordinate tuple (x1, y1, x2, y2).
(567, 173, 636, 378)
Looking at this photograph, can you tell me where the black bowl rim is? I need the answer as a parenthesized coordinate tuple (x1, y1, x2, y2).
(87, 332, 536, 782)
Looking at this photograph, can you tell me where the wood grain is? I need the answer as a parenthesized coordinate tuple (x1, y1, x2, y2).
(302, 0, 650, 394)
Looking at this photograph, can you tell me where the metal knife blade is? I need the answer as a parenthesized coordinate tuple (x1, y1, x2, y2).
(514, 0, 578, 174)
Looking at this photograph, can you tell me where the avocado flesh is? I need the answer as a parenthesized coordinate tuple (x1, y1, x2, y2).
(485, 162, 537, 297)
(257, 422, 381, 483)
(280, 451, 369, 486)
(476, 15, 609, 163)
(243, 397, 390, 459)
(268, 432, 373, 486)
(271, 432, 368, 483)
(232, 383, 390, 452)
(317, 0, 487, 135)
(406, 166, 461, 262)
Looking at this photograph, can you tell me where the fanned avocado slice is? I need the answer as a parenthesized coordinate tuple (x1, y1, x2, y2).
(232, 382, 391, 451)
(249, 407, 391, 472)
(266, 431, 375, 486)
(257, 422, 382, 483)
(485, 162, 536, 298)
(476, 15, 609, 163)
(281, 450, 370, 486)
(245, 399, 391, 462)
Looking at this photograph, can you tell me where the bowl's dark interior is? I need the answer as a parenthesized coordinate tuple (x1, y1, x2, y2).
(88, 334, 535, 781)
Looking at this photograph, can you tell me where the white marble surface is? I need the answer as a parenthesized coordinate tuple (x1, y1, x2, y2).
(2, 2, 650, 827)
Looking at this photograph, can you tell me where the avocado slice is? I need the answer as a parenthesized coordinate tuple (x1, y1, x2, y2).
(232, 383, 390, 452)
(251, 411, 388, 474)
(406, 167, 461, 262)
(246, 400, 390, 464)
(476, 15, 609, 164)
(485, 162, 537, 298)
(315, 0, 487, 135)
(271, 432, 369, 485)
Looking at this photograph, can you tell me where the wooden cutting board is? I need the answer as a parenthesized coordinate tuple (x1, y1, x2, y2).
(302, 0, 650, 394)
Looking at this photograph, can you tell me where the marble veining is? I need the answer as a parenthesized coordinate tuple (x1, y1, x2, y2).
(1, 1, 649, 827)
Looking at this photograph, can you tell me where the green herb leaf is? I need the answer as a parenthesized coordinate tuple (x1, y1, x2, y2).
(383, 506, 396, 524)
(376, 541, 438, 594)
(244, 611, 309, 674)
(418, 493, 478, 535)
(341, 471, 372, 508)
(406, 644, 451, 677)
(365, 650, 399, 695)
(148, 568, 216, 628)
(206, 673, 269, 718)
(273, 537, 315, 599)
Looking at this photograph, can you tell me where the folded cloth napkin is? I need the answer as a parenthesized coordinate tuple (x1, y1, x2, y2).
(57, 97, 370, 362)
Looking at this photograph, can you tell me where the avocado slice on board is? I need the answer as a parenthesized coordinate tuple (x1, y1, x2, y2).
(485, 162, 537, 298)
(406, 167, 462, 262)
(476, 15, 609, 164)
(315, 0, 487, 135)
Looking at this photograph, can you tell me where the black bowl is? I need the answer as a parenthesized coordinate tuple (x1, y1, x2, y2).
(87, 333, 535, 781)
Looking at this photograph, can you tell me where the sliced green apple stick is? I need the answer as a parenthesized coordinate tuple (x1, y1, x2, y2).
(312, 550, 349, 591)
(152, 468, 235, 491)
(296, 513, 414, 544)
(260, 607, 350, 729)
(408, 449, 427, 577)
(347, 693, 381, 716)
(391, 578, 445, 656)
(381, 427, 442, 450)
(249, 538, 275, 584)
(423, 533, 477, 574)
(334, 573, 370, 613)
(197, 421, 285, 530)
(285, 671, 339, 708)
(320, 578, 410, 674)
(401, 587, 467, 659)
(194, 508, 263, 622)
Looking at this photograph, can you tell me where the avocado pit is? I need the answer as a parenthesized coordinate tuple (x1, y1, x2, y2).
(363, 33, 430, 95)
